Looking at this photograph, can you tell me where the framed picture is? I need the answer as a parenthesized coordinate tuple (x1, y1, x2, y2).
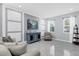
(27, 19, 38, 30)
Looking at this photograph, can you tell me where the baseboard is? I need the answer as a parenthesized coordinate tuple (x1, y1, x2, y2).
(55, 39, 71, 43)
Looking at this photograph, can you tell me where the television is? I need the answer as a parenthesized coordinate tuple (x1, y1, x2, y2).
(27, 19, 38, 30)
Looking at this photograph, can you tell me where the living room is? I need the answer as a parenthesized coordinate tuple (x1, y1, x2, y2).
(0, 3, 79, 56)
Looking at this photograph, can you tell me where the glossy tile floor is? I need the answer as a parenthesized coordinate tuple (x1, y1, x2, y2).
(27, 40, 79, 56)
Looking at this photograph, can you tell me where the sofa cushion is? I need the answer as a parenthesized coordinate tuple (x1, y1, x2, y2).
(0, 44, 11, 56)
(21, 49, 40, 56)
(2, 36, 16, 42)
(8, 43, 27, 56)
(4, 42, 17, 48)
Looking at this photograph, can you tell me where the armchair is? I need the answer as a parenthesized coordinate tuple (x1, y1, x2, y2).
(43, 32, 53, 41)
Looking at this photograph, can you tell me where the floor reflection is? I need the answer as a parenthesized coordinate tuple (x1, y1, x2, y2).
(49, 40, 79, 56)
(64, 49, 70, 56)
(28, 40, 79, 56)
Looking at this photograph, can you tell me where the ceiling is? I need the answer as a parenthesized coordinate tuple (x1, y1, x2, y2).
(4, 3, 79, 18)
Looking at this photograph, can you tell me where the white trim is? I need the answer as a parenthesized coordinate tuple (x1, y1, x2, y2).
(22, 12, 24, 42)
(2, 4, 6, 37)
(69, 16, 75, 43)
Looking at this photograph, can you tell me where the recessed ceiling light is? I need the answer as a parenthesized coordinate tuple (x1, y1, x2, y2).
(69, 8, 73, 11)
(18, 5, 22, 8)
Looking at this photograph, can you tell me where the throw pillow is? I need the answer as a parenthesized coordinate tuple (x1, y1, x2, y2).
(2, 36, 15, 42)
(4, 42, 17, 48)
(8, 43, 27, 56)
(2, 37, 10, 42)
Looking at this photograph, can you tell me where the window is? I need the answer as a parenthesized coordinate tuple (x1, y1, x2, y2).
(63, 18, 70, 32)
(50, 24, 54, 32)
(6, 9, 22, 42)
(48, 20, 55, 32)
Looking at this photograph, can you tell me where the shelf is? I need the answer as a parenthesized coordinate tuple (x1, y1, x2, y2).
(72, 41, 79, 45)
(73, 33, 79, 34)
(73, 37, 79, 39)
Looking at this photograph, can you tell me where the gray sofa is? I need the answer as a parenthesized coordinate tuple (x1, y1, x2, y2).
(0, 37, 40, 56)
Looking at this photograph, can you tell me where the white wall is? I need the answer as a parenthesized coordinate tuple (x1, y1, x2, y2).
(0, 4, 2, 37)
(39, 18, 46, 36)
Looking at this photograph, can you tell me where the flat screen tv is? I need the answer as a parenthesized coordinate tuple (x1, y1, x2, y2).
(27, 19, 38, 30)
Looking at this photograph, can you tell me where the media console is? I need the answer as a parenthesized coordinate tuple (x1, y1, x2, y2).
(26, 32, 41, 44)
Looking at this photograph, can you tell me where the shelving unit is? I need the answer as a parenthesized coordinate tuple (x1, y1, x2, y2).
(73, 24, 79, 45)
